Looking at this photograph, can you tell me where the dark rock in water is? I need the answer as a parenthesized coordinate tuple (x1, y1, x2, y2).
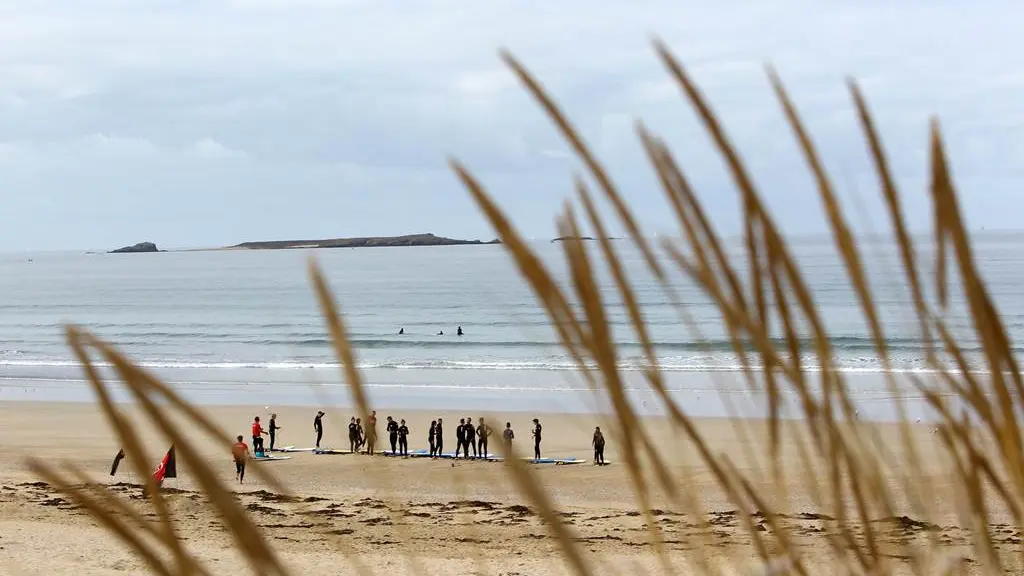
(229, 233, 501, 251)
(109, 242, 160, 253)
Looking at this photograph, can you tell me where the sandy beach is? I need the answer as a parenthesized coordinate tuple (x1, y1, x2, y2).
(0, 400, 1013, 575)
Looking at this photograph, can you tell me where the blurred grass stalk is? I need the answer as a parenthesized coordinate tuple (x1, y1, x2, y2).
(24, 40, 1023, 575)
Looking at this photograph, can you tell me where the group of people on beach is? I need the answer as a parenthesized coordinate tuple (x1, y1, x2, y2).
(239, 410, 607, 471)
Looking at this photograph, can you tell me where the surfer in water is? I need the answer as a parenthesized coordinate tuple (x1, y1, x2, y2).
(268, 413, 281, 451)
(313, 411, 325, 449)
(232, 435, 250, 484)
(457, 326, 463, 336)
(437, 330, 444, 336)
(398, 419, 410, 456)
(465, 416, 477, 457)
(428, 420, 437, 456)
(532, 418, 543, 460)
(398, 327, 404, 335)
(251, 416, 266, 454)
(503, 422, 514, 453)
(592, 426, 606, 465)
(386, 416, 399, 454)
(348, 417, 359, 453)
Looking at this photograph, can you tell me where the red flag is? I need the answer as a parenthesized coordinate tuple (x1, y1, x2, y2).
(153, 445, 176, 484)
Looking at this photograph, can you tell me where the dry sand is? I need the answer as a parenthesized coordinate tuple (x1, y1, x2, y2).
(0, 401, 1015, 575)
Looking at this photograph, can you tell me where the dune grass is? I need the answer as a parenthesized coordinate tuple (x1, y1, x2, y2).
(22, 40, 1024, 575)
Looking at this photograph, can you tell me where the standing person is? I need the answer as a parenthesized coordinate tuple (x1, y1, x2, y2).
(313, 411, 325, 449)
(465, 417, 478, 458)
(268, 413, 281, 451)
(251, 416, 266, 454)
(455, 418, 466, 458)
(592, 426, 606, 465)
(503, 422, 514, 453)
(435, 418, 444, 457)
(366, 411, 378, 455)
(348, 417, 359, 453)
(355, 418, 364, 450)
(398, 419, 410, 456)
(476, 417, 490, 457)
(531, 418, 542, 460)
(232, 435, 250, 484)
(386, 416, 399, 455)
(428, 421, 437, 457)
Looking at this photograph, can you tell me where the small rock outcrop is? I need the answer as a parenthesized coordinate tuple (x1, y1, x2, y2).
(109, 242, 160, 254)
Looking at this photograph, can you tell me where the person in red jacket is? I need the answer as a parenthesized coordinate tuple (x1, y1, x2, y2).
(251, 416, 266, 454)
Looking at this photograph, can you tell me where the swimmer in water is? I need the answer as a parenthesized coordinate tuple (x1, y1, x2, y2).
(457, 326, 463, 336)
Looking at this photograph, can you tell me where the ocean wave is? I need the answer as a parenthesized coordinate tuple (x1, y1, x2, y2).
(0, 334, 996, 353)
(0, 356, 953, 374)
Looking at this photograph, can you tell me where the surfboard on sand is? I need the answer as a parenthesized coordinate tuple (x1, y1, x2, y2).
(554, 458, 587, 465)
(595, 461, 613, 466)
(312, 448, 353, 455)
(276, 446, 315, 453)
(253, 455, 291, 461)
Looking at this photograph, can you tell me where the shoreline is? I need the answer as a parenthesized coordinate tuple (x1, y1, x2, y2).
(0, 367, 960, 423)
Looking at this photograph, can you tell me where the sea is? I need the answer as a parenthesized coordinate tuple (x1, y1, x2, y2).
(2, 232, 1023, 420)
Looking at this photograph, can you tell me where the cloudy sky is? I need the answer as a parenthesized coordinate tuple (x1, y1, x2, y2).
(0, 0, 1019, 251)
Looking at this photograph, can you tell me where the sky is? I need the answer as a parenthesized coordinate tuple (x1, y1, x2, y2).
(0, 0, 1021, 251)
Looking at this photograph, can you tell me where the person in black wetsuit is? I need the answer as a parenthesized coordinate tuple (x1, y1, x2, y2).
(456, 326, 463, 336)
(398, 419, 410, 456)
(531, 418, 542, 460)
(348, 417, 359, 453)
(398, 327, 404, 335)
(455, 418, 466, 458)
(386, 416, 399, 454)
(428, 420, 437, 456)
(313, 411, 325, 449)
(502, 422, 514, 453)
(465, 416, 477, 457)
(476, 417, 490, 457)
(592, 426, 606, 465)
(355, 418, 365, 450)
(268, 413, 281, 451)
(435, 418, 444, 456)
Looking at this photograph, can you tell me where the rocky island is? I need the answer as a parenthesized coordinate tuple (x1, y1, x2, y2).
(228, 233, 500, 250)
(551, 236, 620, 242)
(109, 242, 161, 253)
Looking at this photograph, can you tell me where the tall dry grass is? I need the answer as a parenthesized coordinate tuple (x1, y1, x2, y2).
(25, 41, 1024, 575)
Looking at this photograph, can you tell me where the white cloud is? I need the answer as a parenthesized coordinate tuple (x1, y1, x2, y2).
(187, 138, 248, 160)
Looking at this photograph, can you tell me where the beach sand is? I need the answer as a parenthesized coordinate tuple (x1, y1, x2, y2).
(0, 401, 1012, 575)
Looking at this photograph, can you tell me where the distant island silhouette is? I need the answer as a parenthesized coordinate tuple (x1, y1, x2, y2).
(227, 233, 501, 250)
(550, 236, 620, 243)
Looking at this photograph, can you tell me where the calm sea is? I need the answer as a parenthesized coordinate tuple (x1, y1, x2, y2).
(2, 233, 1023, 417)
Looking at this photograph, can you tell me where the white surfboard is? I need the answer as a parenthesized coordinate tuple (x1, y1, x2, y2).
(277, 446, 315, 453)
(253, 455, 291, 461)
